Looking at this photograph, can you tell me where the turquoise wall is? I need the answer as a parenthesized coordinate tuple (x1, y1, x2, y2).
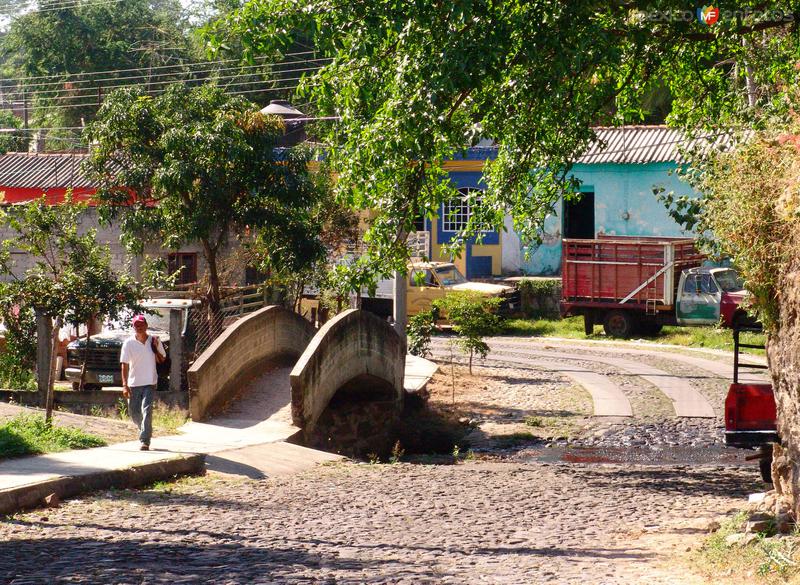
(521, 162, 697, 275)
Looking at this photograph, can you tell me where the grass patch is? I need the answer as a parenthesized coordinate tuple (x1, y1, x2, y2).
(151, 404, 188, 434)
(502, 316, 765, 352)
(696, 512, 800, 583)
(0, 414, 106, 459)
(494, 431, 540, 448)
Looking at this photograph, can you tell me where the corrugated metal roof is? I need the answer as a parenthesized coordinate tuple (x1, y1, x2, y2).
(578, 126, 735, 164)
(0, 152, 95, 189)
(461, 126, 738, 164)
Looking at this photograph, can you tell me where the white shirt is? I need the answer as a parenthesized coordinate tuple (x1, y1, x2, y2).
(120, 335, 166, 387)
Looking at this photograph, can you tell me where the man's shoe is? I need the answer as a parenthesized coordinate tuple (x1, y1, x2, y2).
(140, 443, 150, 451)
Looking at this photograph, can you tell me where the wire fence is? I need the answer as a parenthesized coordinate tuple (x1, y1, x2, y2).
(186, 285, 273, 361)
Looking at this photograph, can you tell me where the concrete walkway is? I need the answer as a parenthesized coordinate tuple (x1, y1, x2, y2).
(488, 345, 716, 418)
(0, 354, 438, 515)
(462, 352, 633, 417)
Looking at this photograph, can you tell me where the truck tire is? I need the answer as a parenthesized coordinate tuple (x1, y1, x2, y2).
(759, 444, 774, 484)
(603, 310, 637, 338)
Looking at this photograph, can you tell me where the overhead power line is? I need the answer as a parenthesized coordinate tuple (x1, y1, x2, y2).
(0, 50, 324, 84)
(8, 62, 329, 101)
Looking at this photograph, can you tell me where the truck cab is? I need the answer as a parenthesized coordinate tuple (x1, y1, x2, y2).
(406, 261, 517, 316)
(65, 299, 197, 392)
(676, 267, 748, 327)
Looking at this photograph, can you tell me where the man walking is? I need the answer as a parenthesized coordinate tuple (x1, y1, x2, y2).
(120, 315, 166, 450)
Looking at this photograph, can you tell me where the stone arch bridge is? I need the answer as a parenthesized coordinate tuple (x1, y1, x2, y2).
(187, 306, 408, 455)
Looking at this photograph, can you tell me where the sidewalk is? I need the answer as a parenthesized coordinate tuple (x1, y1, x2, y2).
(0, 354, 438, 516)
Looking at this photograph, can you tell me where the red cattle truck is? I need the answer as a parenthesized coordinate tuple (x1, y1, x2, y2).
(560, 236, 750, 337)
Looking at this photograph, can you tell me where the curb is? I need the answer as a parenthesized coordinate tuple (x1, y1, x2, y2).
(0, 452, 205, 516)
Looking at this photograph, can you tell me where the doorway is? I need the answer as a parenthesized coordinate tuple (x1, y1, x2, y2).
(563, 191, 595, 239)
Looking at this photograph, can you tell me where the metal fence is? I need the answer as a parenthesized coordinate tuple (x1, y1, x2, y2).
(187, 285, 272, 360)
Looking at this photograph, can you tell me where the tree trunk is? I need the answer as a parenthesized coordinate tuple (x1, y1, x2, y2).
(45, 316, 62, 423)
(202, 240, 223, 338)
(768, 270, 800, 516)
(469, 349, 473, 375)
(78, 324, 92, 391)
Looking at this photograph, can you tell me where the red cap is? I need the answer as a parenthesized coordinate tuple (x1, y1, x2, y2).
(132, 315, 147, 326)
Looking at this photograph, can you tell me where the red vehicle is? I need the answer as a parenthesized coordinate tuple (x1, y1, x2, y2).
(724, 325, 777, 483)
(560, 236, 750, 337)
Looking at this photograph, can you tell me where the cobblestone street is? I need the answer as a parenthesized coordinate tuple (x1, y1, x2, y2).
(0, 458, 759, 584)
(1, 339, 767, 584)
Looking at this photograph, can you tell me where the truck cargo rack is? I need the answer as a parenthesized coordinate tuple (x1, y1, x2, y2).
(732, 325, 769, 385)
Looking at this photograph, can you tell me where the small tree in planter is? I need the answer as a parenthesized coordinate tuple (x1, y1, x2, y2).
(433, 292, 502, 375)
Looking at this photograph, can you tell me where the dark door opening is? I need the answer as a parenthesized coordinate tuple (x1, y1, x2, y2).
(563, 191, 595, 239)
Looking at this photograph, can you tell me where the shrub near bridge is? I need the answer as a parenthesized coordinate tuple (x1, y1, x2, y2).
(434, 292, 502, 374)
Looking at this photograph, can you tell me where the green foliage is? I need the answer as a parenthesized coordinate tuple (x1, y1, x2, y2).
(0, 297, 36, 390)
(661, 120, 800, 332)
(1, 0, 193, 130)
(0, 110, 28, 154)
(85, 84, 327, 315)
(434, 292, 501, 373)
(0, 414, 106, 459)
(516, 279, 559, 297)
(407, 308, 439, 358)
(0, 196, 144, 328)
(213, 0, 800, 284)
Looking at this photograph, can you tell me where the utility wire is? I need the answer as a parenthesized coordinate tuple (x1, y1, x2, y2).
(0, 50, 324, 83)
(9, 57, 330, 92)
(8, 63, 328, 100)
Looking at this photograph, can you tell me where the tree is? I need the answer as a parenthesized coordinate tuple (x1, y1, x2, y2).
(0, 196, 143, 420)
(84, 83, 327, 318)
(1, 0, 193, 131)
(214, 1, 800, 285)
(433, 292, 501, 375)
(0, 110, 29, 154)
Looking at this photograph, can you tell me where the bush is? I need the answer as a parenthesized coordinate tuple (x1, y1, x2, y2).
(434, 292, 502, 373)
(407, 308, 439, 357)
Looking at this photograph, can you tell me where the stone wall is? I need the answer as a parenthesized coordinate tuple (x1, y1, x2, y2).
(187, 305, 315, 421)
(768, 269, 800, 515)
(290, 309, 406, 433)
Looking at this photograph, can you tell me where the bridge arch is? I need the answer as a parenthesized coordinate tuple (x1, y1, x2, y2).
(187, 305, 315, 421)
(290, 309, 406, 455)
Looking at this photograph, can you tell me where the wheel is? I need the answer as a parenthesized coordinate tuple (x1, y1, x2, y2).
(603, 310, 638, 338)
(759, 444, 774, 484)
(583, 313, 595, 336)
(640, 322, 663, 336)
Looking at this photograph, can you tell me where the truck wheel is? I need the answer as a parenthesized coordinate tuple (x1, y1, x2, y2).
(759, 444, 774, 484)
(583, 313, 595, 336)
(603, 310, 637, 338)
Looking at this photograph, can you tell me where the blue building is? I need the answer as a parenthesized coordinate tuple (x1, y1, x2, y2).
(430, 126, 702, 277)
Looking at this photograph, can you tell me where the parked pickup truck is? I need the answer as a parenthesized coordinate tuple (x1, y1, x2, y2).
(65, 299, 196, 392)
(560, 236, 751, 337)
(724, 325, 777, 483)
(303, 260, 519, 322)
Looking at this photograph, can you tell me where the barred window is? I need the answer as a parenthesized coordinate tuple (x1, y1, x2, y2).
(442, 188, 482, 232)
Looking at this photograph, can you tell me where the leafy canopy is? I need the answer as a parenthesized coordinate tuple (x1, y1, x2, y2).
(215, 0, 800, 283)
(84, 84, 327, 311)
